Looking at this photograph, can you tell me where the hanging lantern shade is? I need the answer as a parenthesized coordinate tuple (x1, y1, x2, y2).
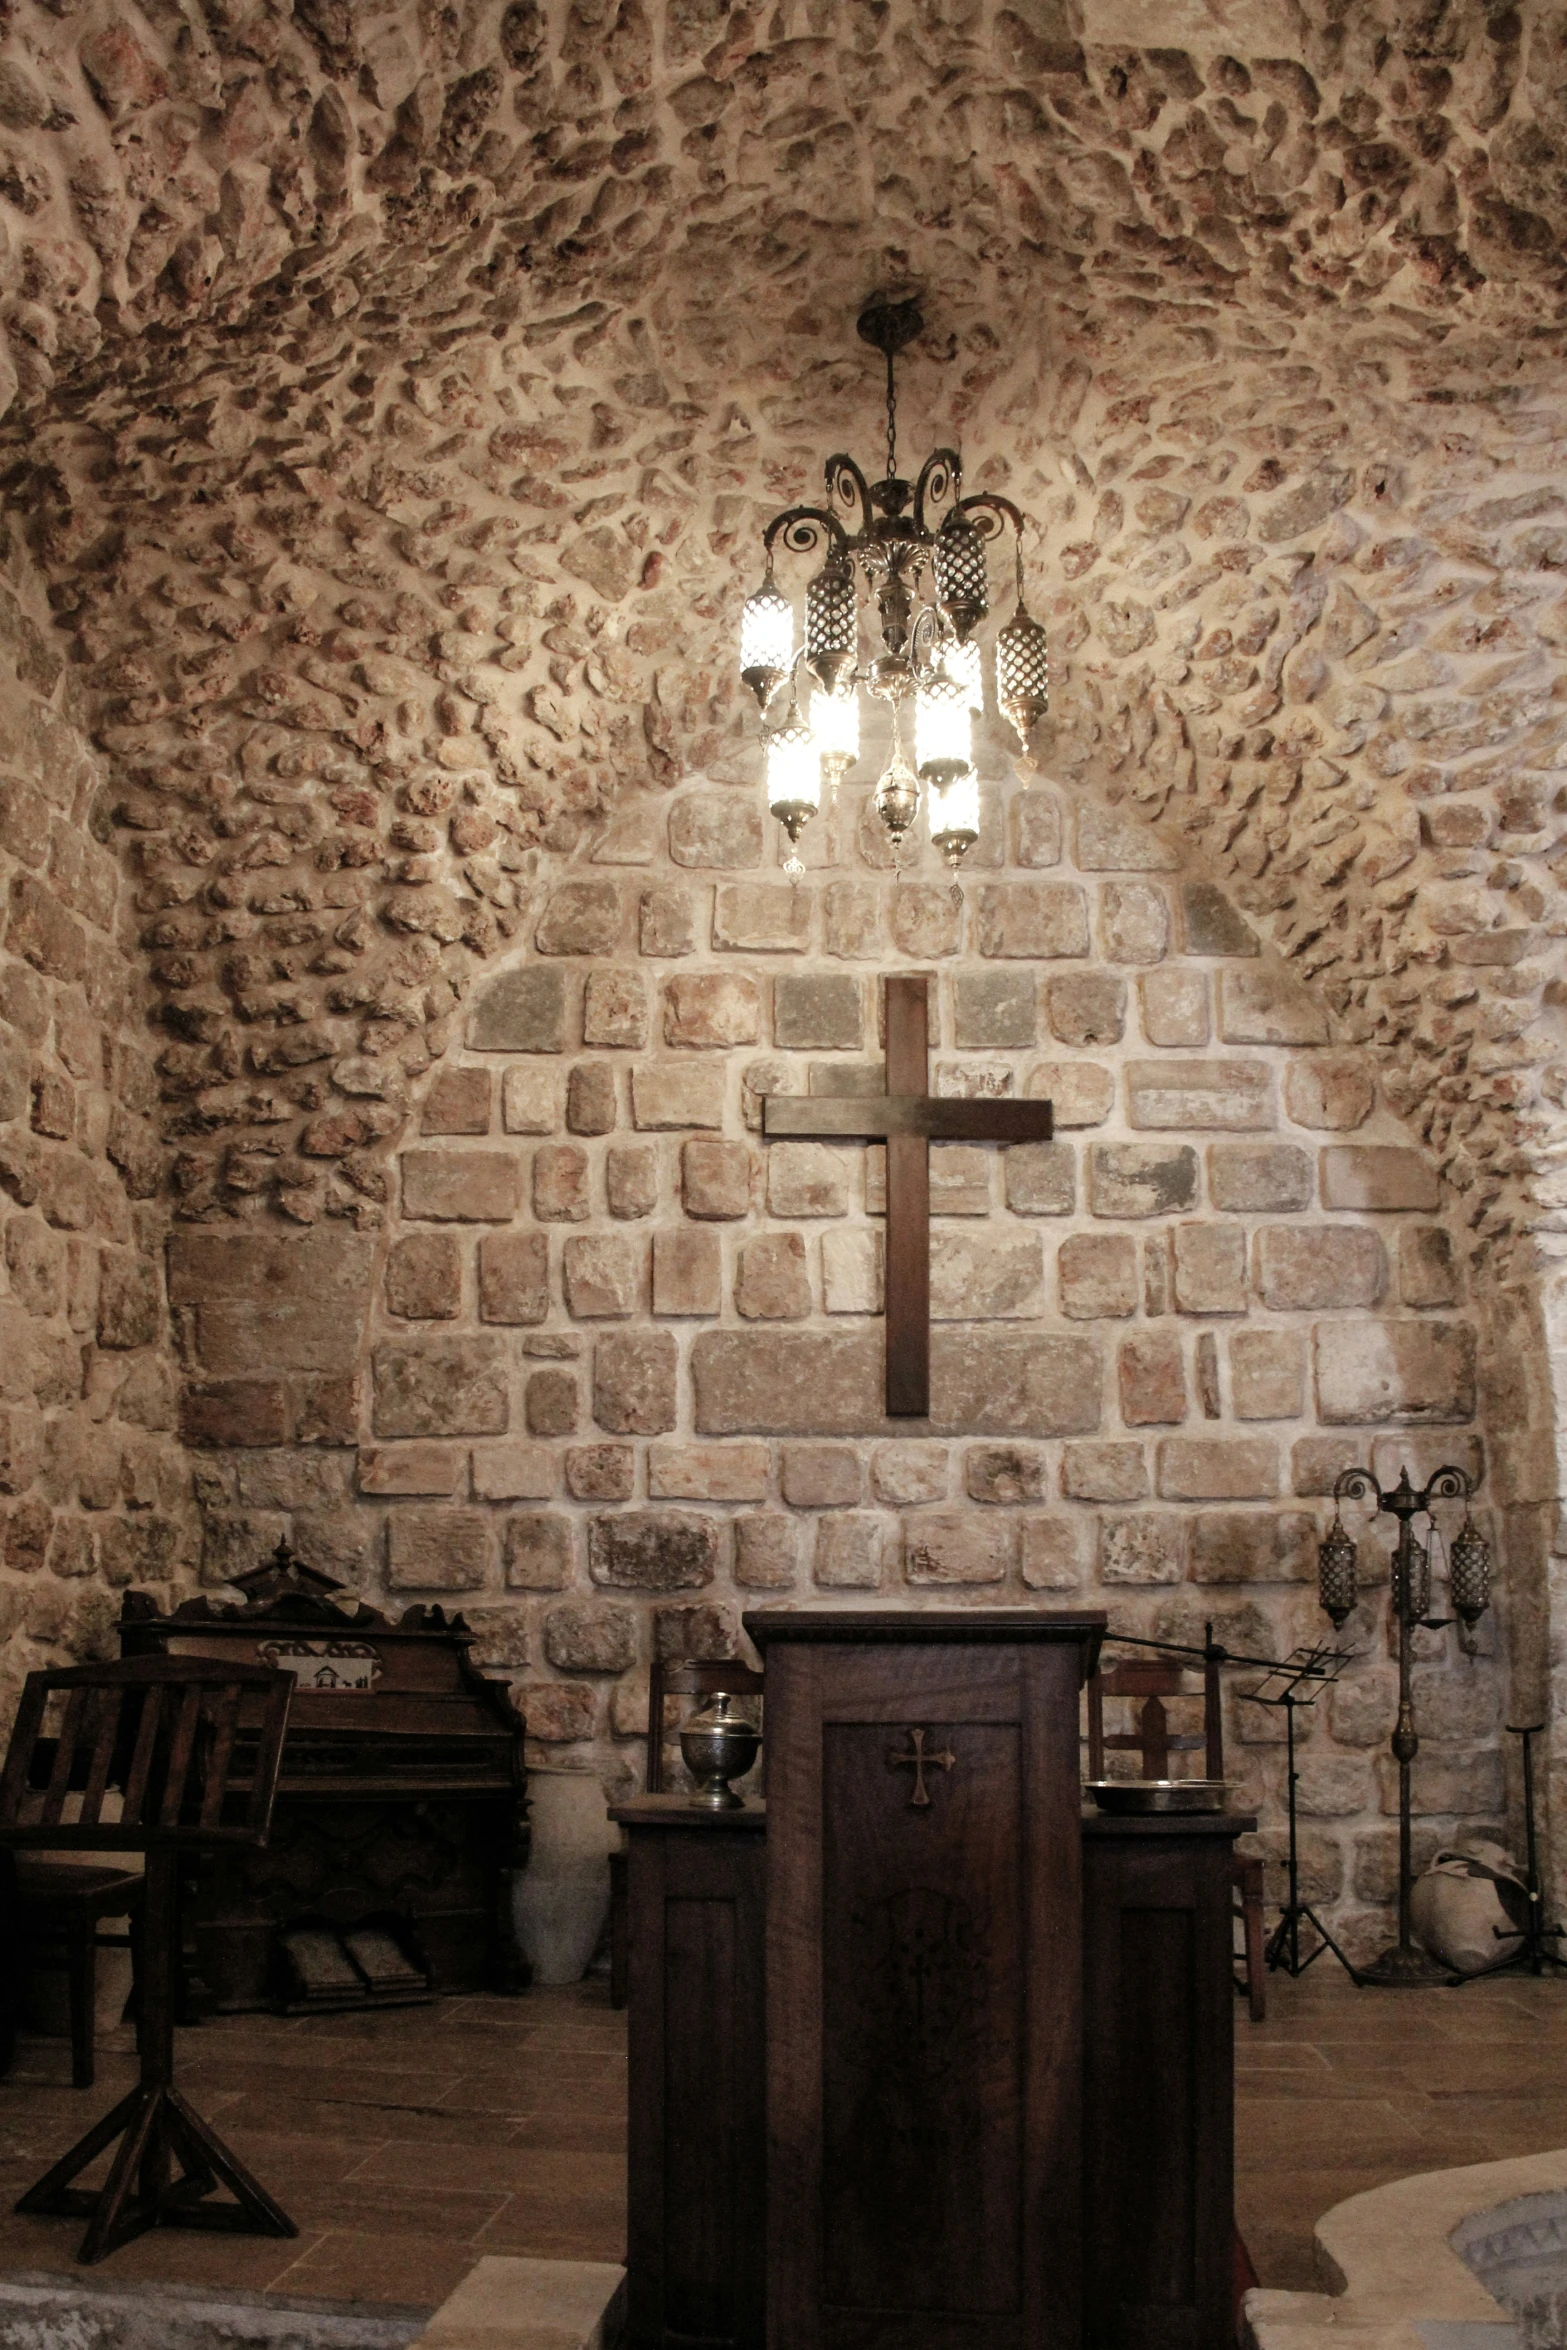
(873, 736, 920, 851)
(1391, 1535, 1431, 1626)
(813, 679, 859, 783)
(1318, 1511, 1359, 1627)
(914, 661, 972, 788)
(997, 604, 1049, 745)
(930, 770, 981, 871)
(765, 690, 819, 868)
(805, 559, 856, 695)
(1449, 1513, 1492, 1626)
(933, 510, 989, 640)
(949, 634, 984, 715)
(741, 578, 793, 709)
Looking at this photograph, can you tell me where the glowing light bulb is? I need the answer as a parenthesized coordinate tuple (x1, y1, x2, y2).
(948, 635, 983, 715)
(765, 690, 819, 874)
(930, 769, 980, 870)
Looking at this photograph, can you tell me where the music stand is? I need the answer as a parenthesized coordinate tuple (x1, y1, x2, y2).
(1468, 1723, 1567, 1981)
(1240, 1645, 1359, 1983)
(0, 1654, 295, 2263)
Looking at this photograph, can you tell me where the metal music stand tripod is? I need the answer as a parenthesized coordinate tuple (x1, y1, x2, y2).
(1241, 1645, 1360, 1984)
(1470, 1722, 1567, 1980)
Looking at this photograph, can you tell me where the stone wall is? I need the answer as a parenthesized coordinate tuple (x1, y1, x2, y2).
(183, 757, 1502, 1959)
(0, 549, 191, 1727)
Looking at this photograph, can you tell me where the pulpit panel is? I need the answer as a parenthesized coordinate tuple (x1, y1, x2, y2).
(748, 1608, 1104, 2350)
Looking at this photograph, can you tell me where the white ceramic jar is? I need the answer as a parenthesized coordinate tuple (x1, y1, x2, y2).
(512, 1767, 615, 1986)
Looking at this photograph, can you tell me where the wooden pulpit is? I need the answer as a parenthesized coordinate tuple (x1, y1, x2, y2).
(747, 1608, 1104, 2350)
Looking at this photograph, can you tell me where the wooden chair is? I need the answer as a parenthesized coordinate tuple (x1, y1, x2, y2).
(608, 1657, 764, 2010)
(0, 1654, 295, 2263)
(7, 1858, 144, 2088)
(1086, 1651, 1266, 2023)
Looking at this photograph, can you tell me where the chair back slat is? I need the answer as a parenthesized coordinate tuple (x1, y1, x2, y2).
(1086, 1650, 1225, 1784)
(0, 1657, 293, 1853)
(158, 1684, 205, 1829)
(200, 1683, 243, 1830)
(79, 1688, 121, 1827)
(121, 1683, 164, 1828)
(40, 1688, 88, 1826)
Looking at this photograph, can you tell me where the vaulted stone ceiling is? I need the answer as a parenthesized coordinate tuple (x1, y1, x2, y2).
(0, 0, 1564, 1264)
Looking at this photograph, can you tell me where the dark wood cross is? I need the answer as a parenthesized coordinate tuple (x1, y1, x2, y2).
(885, 1726, 956, 1808)
(763, 973, 1054, 1416)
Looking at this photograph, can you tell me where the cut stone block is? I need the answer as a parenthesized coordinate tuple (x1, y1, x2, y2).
(931, 1229, 1043, 1319)
(1059, 1232, 1137, 1319)
(649, 1442, 769, 1501)
(567, 1063, 617, 1136)
(565, 1444, 635, 1501)
(1004, 1141, 1076, 1216)
(735, 1514, 800, 1589)
(871, 1442, 948, 1505)
(544, 1601, 637, 1674)
(385, 1232, 461, 1320)
(652, 1226, 721, 1317)
(1156, 1437, 1279, 1499)
(526, 1368, 579, 1437)
(422, 1067, 491, 1135)
(1208, 1143, 1313, 1213)
(1088, 1142, 1199, 1217)
(478, 1231, 549, 1326)
(1046, 971, 1125, 1046)
(1118, 1330, 1187, 1426)
(589, 1509, 718, 1589)
(781, 1443, 862, 1506)
(359, 1443, 464, 1497)
(1314, 1320, 1477, 1424)
(1216, 967, 1330, 1045)
(502, 1066, 559, 1134)
(954, 968, 1038, 1049)
(904, 1512, 1014, 1584)
(563, 1234, 639, 1318)
(888, 883, 962, 959)
(735, 1231, 811, 1319)
(593, 1330, 678, 1434)
(1026, 1062, 1113, 1127)
(774, 972, 863, 1050)
(1321, 1145, 1441, 1212)
(1077, 802, 1179, 871)
(821, 1227, 883, 1313)
(1061, 1441, 1148, 1502)
(690, 1328, 1102, 1436)
(824, 880, 880, 959)
(1399, 1226, 1459, 1307)
(1099, 1513, 1186, 1584)
(1230, 1329, 1306, 1420)
(606, 1145, 658, 1219)
(1012, 790, 1062, 867)
(372, 1339, 507, 1438)
(469, 966, 569, 1052)
(1021, 1516, 1087, 1589)
(1126, 1059, 1272, 1130)
(632, 1065, 725, 1130)
(1255, 1224, 1384, 1310)
(682, 1137, 752, 1219)
(664, 973, 760, 1048)
(639, 886, 697, 957)
(1180, 882, 1259, 956)
(536, 881, 622, 956)
(473, 1441, 557, 1501)
(767, 1141, 849, 1218)
(401, 1151, 521, 1223)
(583, 967, 649, 1049)
(965, 1444, 1047, 1502)
(533, 1143, 591, 1223)
(1140, 968, 1209, 1048)
(713, 882, 810, 952)
(975, 881, 1089, 958)
(387, 1507, 491, 1591)
(669, 791, 764, 869)
(1284, 1053, 1375, 1131)
(1172, 1222, 1247, 1315)
(814, 1515, 883, 1589)
(1188, 1510, 1318, 1584)
(1101, 881, 1170, 965)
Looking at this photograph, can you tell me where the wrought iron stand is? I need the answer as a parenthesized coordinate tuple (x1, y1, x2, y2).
(1239, 1648, 1360, 1983)
(1471, 1723, 1567, 1980)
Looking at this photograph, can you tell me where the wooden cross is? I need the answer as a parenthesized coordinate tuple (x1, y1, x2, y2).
(885, 1727, 956, 1808)
(763, 974, 1054, 1416)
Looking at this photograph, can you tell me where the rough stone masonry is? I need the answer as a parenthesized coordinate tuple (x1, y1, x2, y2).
(0, 0, 1563, 1955)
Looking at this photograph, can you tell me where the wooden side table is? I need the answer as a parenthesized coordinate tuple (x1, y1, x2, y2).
(610, 1795, 766, 2350)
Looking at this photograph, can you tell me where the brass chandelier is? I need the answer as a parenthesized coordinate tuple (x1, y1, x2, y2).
(739, 297, 1049, 876)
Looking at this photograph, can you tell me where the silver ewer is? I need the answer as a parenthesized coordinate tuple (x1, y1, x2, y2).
(679, 1694, 761, 1811)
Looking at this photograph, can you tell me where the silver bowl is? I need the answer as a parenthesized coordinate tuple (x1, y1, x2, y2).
(679, 1695, 761, 1810)
(1085, 1778, 1230, 1814)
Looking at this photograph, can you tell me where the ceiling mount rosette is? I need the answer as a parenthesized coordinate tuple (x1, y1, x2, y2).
(739, 296, 1050, 875)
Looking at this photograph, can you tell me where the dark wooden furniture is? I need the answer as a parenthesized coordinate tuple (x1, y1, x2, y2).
(9, 1859, 143, 2088)
(613, 1771, 1254, 2350)
(0, 1654, 296, 2263)
(609, 1656, 764, 2011)
(119, 1543, 528, 2010)
(1087, 1652, 1267, 2022)
(1082, 1812, 1246, 2350)
(747, 1606, 1104, 2350)
(611, 1795, 766, 2350)
(762, 976, 1053, 1414)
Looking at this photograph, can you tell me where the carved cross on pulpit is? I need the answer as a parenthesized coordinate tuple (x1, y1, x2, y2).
(763, 974, 1054, 1416)
(885, 1726, 956, 1808)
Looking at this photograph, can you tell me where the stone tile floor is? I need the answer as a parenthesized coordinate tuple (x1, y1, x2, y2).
(3, 1968, 1567, 2305)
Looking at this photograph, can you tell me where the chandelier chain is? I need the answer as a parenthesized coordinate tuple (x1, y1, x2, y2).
(885, 348, 897, 484)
